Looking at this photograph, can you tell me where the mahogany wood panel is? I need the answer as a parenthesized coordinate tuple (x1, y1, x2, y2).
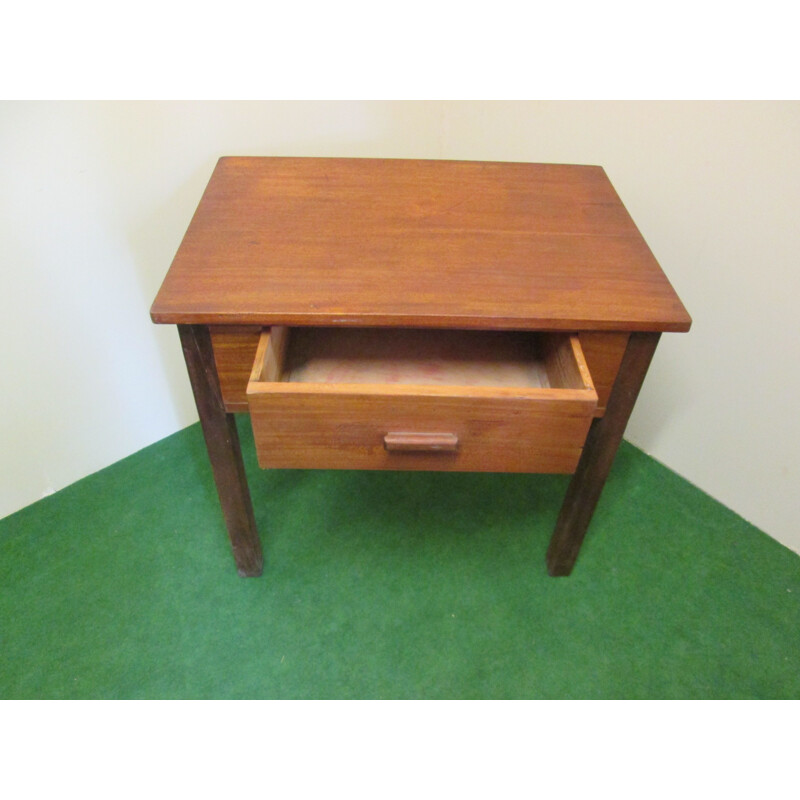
(578, 332, 630, 416)
(209, 325, 261, 411)
(151, 158, 691, 333)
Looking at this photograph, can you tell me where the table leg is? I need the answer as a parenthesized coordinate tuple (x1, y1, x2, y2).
(546, 332, 661, 576)
(178, 324, 263, 577)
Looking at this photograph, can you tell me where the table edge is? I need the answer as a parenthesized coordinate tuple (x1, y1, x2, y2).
(150, 308, 692, 333)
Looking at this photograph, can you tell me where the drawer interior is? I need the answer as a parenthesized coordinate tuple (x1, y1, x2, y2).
(250, 326, 594, 393)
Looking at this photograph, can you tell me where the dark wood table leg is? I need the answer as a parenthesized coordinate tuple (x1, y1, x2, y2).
(178, 324, 263, 577)
(546, 331, 661, 576)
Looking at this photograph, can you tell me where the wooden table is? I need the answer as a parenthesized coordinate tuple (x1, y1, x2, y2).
(151, 157, 691, 577)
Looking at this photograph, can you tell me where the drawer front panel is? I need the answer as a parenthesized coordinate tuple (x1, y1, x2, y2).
(248, 387, 594, 473)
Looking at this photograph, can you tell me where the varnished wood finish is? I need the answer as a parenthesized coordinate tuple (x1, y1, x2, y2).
(546, 332, 661, 576)
(246, 328, 597, 473)
(384, 432, 460, 452)
(209, 325, 261, 411)
(247, 389, 592, 473)
(153, 159, 691, 577)
(178, 324, 263, 577)
(579, 332, 630, 416)
(151, 158, 691, 333)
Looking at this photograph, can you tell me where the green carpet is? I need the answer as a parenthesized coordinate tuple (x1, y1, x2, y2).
(2, 419, 799, 699)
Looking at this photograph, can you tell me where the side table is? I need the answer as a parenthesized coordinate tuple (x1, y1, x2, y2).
(151, 157, 691, 577)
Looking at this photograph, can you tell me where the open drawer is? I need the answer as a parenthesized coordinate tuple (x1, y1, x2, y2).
(246, 327, 597, 473)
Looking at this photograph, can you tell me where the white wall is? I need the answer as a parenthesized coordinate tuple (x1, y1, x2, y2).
(2, 101, 798, 554)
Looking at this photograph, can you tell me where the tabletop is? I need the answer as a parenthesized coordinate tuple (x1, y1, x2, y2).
(150, 157, 691, 332)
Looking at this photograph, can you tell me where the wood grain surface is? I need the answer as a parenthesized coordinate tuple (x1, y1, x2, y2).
(547, 332, 661, 575)
(578, 332, 630, 415)
(151, 158, 691, 332)
(178, 325, 263, 576)
(209, 325, 261, 411)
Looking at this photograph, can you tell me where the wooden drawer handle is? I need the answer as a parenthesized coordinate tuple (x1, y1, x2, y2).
(383, 432, 459, 452)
